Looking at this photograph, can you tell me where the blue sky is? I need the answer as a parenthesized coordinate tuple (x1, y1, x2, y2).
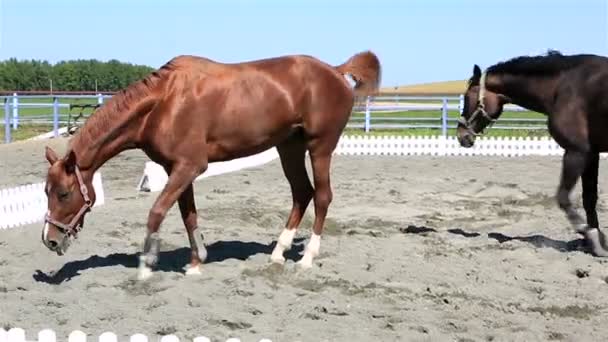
(0, 0, 606, 87)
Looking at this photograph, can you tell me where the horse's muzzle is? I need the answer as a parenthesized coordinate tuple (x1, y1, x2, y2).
(457, 131, 476, 148)
(42, 222, 74, 255)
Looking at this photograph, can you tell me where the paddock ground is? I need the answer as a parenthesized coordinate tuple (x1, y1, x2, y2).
(1, 137, 607, 342)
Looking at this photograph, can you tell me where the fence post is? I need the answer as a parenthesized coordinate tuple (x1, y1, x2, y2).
(53, 97, 59, 138)
(364, 96, 371, 133)
(4, 98, 10, 143)
(12, 92, 18, 129)
(97, 93, 103, 105)
(441, 98, 448, 137)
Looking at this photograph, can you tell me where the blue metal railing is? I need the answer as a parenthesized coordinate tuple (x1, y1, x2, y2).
(1, 93, 546, 144)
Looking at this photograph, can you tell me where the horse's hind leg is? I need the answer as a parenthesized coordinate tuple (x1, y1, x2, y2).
(178, 184, 207, 275)
(582, 152, 600, 228)
(580, 151, 608, 256)
(297, 146, 334, 269)
(270, 136, 314, 264)
(557, 149, 608, 256)
(557, 149, 588, 231)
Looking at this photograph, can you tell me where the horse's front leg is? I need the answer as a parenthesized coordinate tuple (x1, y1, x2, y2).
(557, 149, 608, 256)
(138, 162, 202, 280)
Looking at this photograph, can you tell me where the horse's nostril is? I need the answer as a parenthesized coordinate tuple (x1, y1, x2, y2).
(48, 240, 58, 249)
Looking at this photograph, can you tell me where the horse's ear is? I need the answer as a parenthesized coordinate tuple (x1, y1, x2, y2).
(63, 150, 77, 174)
(45, 146, 59, 165)
(473, 64, 482, 78)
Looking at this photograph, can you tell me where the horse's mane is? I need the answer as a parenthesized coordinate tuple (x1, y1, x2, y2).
(70, 59, 178, 150)
(486, 50, 588, 77)
(465, 50, 590, 90)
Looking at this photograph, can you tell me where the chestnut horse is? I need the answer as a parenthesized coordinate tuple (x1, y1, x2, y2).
(457, 50, 608, 257)
(42, 51, 381, 279)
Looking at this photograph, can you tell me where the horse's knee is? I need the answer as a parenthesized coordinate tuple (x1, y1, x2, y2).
(315, 188, 333, 209)
(147, 207, 166, 230)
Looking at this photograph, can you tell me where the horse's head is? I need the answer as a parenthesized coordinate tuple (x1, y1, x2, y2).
(42, 146, 96, 255)
(457, 64, 507, 147)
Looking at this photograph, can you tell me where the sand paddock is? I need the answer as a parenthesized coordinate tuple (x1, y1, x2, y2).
(1, 137, 608, 342)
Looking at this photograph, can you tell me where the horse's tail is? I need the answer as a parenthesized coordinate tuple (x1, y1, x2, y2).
(334, 50, 382, 97)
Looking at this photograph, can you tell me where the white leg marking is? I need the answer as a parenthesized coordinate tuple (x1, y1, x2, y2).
(270, 228, 296, 264)
(297, 233, 321, 269)
(192, 228, 208, 263)
(584, 228, 608, 257)
(185, 263, 203, 275)
(43, 222, 50, 242)
(137, 255, 153, 280)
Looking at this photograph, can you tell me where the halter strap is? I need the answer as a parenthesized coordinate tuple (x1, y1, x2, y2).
(44, 166, 92, 238)
(478, 72, 487, 108)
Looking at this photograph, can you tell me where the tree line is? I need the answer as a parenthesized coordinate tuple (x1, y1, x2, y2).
(0, 58, 155, 92)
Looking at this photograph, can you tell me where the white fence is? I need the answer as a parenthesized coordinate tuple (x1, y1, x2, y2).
(0, 328, 271, 342)
(333, 135, 566, 156)
(136, 135, 575, 192)
(0, 172, 105, 229)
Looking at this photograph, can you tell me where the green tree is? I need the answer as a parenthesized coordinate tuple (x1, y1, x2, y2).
(0, 58, 154, 92)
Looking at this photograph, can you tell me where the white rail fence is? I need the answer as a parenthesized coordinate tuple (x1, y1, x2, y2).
(0, 328, 271, 342)
(333, 135, 566, 156)
(136, 135, 578, 192)
(0, 172, 105, 229)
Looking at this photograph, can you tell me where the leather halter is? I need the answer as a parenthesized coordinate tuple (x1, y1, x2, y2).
(457, 72, 497, 135)
(44, 166, 92, 238)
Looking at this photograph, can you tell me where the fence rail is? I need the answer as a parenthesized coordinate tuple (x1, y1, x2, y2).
(1, 93, 547, 144)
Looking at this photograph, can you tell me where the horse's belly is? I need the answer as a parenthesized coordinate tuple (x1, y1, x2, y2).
(206, 122, 300, 162)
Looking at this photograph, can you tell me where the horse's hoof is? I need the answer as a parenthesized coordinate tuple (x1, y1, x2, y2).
(584, 228, 608, 257)
(137, 265, 153, 280)
(296, 257, 314, 269)
(185, 264, 203, 275)
(270, 254, 286, 265)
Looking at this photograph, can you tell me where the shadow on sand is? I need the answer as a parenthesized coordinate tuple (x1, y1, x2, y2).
(33, 238, 305, 284)
(399, 224, 588, 254)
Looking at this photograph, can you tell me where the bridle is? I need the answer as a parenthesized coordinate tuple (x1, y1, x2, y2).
(44, 165, 92, 238)
(457, 72, 497, 135)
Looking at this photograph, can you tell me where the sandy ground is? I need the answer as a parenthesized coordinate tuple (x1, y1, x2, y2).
(1, 137, 608, 342)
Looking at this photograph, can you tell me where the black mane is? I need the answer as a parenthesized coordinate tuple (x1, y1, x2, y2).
(486, 50, 590, 77)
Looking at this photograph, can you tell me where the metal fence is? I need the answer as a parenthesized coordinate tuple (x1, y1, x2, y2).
(1, 93, 548, 144)
(348, 94, 546, 133)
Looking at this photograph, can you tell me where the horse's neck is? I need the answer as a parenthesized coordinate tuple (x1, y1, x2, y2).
(70, 122, 137, 175)
(488, 73, 555, 114)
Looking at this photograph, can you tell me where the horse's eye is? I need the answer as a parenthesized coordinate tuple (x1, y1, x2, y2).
(58, 191, 69, 201)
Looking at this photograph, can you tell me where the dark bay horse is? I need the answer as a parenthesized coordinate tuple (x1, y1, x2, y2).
(42, 51, 381, 279)
(457, 50, 608, 257)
